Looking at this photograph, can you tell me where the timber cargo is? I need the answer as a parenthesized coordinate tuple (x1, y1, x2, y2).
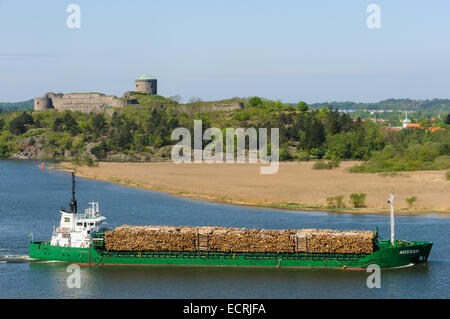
(28, 174, 433, 270)
(103, 226, 375, 254)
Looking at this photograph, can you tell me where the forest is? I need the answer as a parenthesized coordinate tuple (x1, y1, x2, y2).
(0, 96, 449, 173)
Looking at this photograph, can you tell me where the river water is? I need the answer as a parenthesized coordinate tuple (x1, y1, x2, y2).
(0, 160, 448, 299)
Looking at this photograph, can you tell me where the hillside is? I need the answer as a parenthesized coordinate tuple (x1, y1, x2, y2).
(0, 96, 449, 174)
(0, 99, 33, 111)
(310, 98, 450, 114)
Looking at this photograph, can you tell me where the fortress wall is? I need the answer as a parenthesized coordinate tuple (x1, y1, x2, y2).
(51, 95, 125, 110)
(110, 98, 125, 107)
(210, 102, 244, 111)
(176, 102, 244, 114)
(53, 103, 109, 113)
(63, 93, 102, 99)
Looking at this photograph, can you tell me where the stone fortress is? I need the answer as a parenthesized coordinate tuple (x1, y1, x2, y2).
(34, 74, 243, 113)
(34, 74, 157, 113)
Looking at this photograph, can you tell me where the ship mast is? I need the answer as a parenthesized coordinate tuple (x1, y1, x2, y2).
(388, 193, 395, 245)
(70, 171, 77, 214)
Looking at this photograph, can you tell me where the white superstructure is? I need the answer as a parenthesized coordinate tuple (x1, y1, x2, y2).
(49, 172, 107, 248)
(50, 202, 106, 248)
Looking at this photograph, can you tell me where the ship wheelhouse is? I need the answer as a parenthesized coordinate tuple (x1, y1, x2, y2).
(49, 173, 107, 248)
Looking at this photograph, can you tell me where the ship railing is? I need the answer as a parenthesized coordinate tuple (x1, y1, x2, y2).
(54, 227, 72, 234)
(100, 250, 369, 261)
(78, 210, 101, 220)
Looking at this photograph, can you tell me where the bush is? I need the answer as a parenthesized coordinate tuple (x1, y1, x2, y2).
(279, 148, 293, 161)
(334, 195, 345, 208)
(71, 153, 98, 167)
(350, 140, 450, 173)
(326, 195, 345, 208)
(326, 197, 335, 208)
(295, 151, 310, 161)
(313, 160, 339, 170)
(406, 196, 417, 209)
(350, 193, 367, 208)
(248, 97, 263, 108)
(313, 160, 332, 170)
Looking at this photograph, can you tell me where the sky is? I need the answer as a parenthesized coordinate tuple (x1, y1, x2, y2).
(1, 0, 450, 103)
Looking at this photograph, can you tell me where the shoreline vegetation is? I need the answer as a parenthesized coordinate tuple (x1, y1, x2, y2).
(2, 96, 449, 216)
(1, 96, 449, 174)
(52, 161, 450, 217)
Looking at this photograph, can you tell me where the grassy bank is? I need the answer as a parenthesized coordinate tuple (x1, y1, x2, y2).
(53, 161, 450, 217)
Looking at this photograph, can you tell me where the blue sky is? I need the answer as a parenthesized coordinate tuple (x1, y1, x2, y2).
(1, 0, 449, 103)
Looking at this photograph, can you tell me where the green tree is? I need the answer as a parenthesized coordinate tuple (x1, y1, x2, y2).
(91, 113, 107, 135)
(9, 112, 34, 135)
(91, 141, 109, 160)
(350, 193, 367, 208)
(300, 118, 325, 150)
(248, 96, 263, 108)
(297, 101, 309, 112)
(53, 112, 80, 135)
(406, 196, 417, 209)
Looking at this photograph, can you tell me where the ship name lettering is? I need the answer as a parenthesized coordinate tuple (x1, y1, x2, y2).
(399, 249, 419, 255)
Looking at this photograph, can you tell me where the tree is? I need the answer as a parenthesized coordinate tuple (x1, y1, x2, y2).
(350, 193, 367, 208)
(9, 112, 34, 135)
(445, 113, 450, 125)
(91, 113, 107, 135)
(319, 106, 329, 117)
(419, 118, 432, 128)
(304, 118, 326, 150)
(53, 112, 80, 135)
(91, 141, 109, 160)
(406, 196, 417, 209)
(168, 95, 182, 103)
(248, 96, 263, 108)
(297, 101, 309, 112)
(52, 117, 64, 132)
(189, 97, 203, 104)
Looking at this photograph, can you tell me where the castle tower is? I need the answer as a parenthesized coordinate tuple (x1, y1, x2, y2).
(135, 74, 157, 94)
(34, 92, 56, 111)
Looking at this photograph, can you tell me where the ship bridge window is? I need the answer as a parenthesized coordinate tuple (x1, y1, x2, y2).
(77, 223, 82, 226)
(90, 223, 94, 226)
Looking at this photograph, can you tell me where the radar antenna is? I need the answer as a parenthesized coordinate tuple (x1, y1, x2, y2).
(70, 171, 77, 214)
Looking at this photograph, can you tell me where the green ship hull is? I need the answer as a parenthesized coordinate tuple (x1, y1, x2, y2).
(29, 239, 432, 270)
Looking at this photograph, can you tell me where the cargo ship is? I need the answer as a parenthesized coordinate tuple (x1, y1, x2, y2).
(29, 173, 432, 270)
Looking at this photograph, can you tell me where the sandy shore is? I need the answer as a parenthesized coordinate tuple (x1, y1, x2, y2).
(55, 161, 450, 216)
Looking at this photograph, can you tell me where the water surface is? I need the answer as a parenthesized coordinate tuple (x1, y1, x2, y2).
(0, 160, 448, 298)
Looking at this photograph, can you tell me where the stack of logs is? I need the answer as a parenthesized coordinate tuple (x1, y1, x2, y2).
(104, 225, 375, 254)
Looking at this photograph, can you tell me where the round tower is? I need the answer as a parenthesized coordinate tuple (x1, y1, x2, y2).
(135, 74, 157, 94)
(34, 97, 53, 111)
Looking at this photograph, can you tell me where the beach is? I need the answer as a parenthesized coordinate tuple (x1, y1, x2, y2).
(56, 161, 450, 215)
